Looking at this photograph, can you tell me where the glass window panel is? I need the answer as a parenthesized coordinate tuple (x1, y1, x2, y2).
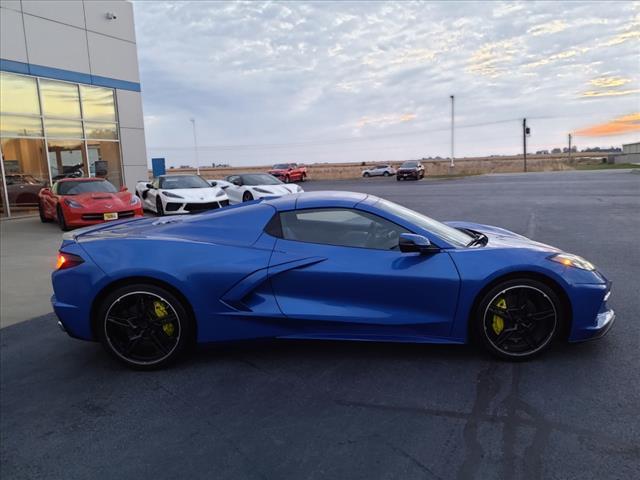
(44, 118, 83, 138)
(39, 79, 81, 118)
(47, 140, 88, 180)
(87, 140, 122, 187)
(0, 72, 41, 115)
(1, 138, 49, 215)
(80, 85, 116, 121)
(84, 122, 118, 140)
(1, 115, 44, 137)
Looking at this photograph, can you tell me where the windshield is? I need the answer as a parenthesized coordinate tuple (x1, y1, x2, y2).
(160, 175, 211, 189)
(273, 164, 290, 170)
(375, 199, 474, 248)
(400, 161, 418, 168)
(242, 174, 282, 185)
(58, 180, 117, 195)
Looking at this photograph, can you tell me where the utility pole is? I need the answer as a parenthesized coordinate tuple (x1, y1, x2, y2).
(568, 133, 572, 163)
(190, 118, 200, 174)
(450, 95, 455, 169)
(522, 118, 528, 172)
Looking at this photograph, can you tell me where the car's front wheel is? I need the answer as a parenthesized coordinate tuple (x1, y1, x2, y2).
(38, 201, 49, 223)
(242, 191, 254, 202)
(473, 279, 562, 360)
(156, 197, 164, 216)
(383, 171, 390, 177)
(96, 284, 194, 369)
(57, 205, 69, 231)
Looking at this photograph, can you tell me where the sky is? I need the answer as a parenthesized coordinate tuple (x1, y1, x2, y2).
(132, 1, 640, 167)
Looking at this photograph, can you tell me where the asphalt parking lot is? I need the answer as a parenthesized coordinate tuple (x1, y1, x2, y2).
(1, 169, 639, 479)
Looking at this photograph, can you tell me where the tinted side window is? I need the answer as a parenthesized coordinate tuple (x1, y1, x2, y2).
(279, 208, 410, 250)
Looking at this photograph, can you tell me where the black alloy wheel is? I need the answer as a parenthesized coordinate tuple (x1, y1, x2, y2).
(243, 191, 254, 202)
(383, 171, 390, 177)
(57, 205, 69, 231)
(475, 279, 561, 360)
(363, 172, 370, 178)
(156, 197, 164, 216)
(97, 284, 193, 369)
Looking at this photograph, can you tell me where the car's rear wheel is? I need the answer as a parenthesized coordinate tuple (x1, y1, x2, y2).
(38, 201, 49, 223)
(474, 279, 562, 360)
(156, 197, 164, 216)
(242, 191, 254, 202)
(57, 205, 69, 231)
(96, 284, 194, 369)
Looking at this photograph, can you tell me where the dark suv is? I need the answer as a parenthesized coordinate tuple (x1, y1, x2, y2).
(396, 161, 425, 181)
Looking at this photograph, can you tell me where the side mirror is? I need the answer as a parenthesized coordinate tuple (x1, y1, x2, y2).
(399, 233, 440, 254)
(120, 186, 128, 192)
(232, 179, 242, 186)
(209, 181, 217, 187)
(146, 183, 153, 189)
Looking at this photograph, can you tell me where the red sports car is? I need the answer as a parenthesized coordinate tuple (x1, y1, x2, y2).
(38, 178, 143, 231)
(268, 163, 307, 183)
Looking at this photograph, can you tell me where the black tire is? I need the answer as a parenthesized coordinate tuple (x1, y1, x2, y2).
(156, 197, 164, 216)
(95, 283, 195, 370)
(38, 201, 49, 223)
(473, 278, 563, 361)
(363, 172, 370, 178)
(242, 191, 254, 202)
(57, 206, 69, 231)
(383, 171, 390, 177)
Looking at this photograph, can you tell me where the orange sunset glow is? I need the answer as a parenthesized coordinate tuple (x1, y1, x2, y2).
(574, 113, 640, 137)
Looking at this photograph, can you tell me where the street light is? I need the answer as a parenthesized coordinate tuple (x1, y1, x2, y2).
(450, 95, 455, 169)
(189, 118, 200, 174)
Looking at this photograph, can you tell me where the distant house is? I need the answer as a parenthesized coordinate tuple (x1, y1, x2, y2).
(613, 142, 640, 164)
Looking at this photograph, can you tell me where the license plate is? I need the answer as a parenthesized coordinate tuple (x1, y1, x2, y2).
(103, 212, 118, 221)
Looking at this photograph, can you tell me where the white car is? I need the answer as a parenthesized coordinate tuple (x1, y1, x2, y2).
(135, 174, 229, 215)
(212, 173, 303, 204)
(362, 164, 396, 177)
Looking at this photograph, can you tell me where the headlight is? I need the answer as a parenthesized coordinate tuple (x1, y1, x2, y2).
(253, 187, 272, 194)
(215, 189, 226, 197)
(162, 191, 183, 199)
(130, 196, 140, 205)
(64, 198, 83, 208)
(549, 253, 595, 271)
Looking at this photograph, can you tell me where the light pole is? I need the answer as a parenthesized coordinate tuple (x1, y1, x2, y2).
(190, 118, 200, 174)
(450, 95, 455, 169)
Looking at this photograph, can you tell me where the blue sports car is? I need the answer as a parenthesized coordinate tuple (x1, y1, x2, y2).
(52, 191, 614, 369)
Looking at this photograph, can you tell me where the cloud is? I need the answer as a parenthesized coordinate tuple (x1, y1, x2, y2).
(527, 20, 568, 36)
(581, 89, 640, 98)
(589, 77, 632, 88)
(355, 113, 417, 129)
(574, 113, 640, 136)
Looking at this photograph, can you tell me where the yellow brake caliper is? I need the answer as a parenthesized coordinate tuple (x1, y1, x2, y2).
(153, 300, 175, 337)
(492, 297, 507, 335)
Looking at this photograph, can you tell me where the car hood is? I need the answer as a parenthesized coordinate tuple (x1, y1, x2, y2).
(162, 187, 224, 201)
(444, 221, 561, 252)
(249, 185, 299, 195)
(64, 191, 133, 209)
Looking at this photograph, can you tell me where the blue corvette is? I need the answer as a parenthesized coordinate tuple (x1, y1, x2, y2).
(52, 191, 614, 369)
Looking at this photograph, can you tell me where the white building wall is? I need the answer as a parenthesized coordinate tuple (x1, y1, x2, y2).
(0, 0, 147, 191)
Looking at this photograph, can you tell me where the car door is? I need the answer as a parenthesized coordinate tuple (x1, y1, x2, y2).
(224, 175, 243, 204)
(144, 178, 160, 211)
(268, 208, 461, 338)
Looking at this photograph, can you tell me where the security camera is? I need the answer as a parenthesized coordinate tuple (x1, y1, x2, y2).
(106, 12, 117, 20)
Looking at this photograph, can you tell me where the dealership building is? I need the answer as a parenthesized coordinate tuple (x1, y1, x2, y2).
(0, 0, 147, 218)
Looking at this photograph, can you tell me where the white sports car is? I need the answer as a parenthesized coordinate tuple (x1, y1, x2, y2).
(135, 174, 229, 215)
(212, 173, 303, 204)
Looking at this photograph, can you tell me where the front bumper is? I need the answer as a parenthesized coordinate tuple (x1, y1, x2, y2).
(568, 282, 616, 342)
(164, 199, 230, 214)
(66, 209, 143, 227)
(397, 171, 420, 179)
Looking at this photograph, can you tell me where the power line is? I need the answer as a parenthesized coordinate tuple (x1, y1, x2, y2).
(148, 116, 544, 152)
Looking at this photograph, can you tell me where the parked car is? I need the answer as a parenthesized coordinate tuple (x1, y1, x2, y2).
(38, 178, 143, 231)
(5, 174, 47, 207)
(215, 173, 303, 204)
(396, 160, 425, 180)
(135, 174, 228, 215)
(362, 165, 396, 177)
(268, 163, 307, 183)
(52, 191, 613, 369)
